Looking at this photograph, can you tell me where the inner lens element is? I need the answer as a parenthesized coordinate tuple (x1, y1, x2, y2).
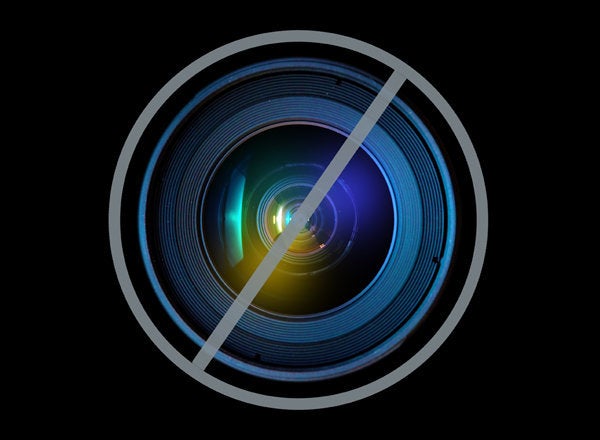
(202, 123, 395, 316)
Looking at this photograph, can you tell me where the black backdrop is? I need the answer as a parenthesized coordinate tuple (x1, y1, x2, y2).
(41, 10, 562, 435)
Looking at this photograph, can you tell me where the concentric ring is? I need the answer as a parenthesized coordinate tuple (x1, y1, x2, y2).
(139, 58, 455, 381)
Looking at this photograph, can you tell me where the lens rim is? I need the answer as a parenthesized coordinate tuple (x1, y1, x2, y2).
(137, 57, 456, 381)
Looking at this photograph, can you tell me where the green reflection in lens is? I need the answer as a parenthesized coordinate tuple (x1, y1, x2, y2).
(224, 169, 245, 267)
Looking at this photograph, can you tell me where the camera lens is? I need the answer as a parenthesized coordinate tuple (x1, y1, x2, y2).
(138, 57, 456, 382)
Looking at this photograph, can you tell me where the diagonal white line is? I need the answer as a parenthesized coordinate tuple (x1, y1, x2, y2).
(193, 69, 406, 369)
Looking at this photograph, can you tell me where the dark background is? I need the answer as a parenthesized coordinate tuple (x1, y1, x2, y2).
(35, 9, 573, 435)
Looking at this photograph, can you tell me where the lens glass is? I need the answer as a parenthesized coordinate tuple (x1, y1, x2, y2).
(202, 122, 395, 316)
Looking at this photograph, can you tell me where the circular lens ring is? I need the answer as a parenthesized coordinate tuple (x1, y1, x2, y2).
(139, 58, 455, 381)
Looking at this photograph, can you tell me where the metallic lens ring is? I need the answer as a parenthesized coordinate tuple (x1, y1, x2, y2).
(138, 57, 453, 381)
